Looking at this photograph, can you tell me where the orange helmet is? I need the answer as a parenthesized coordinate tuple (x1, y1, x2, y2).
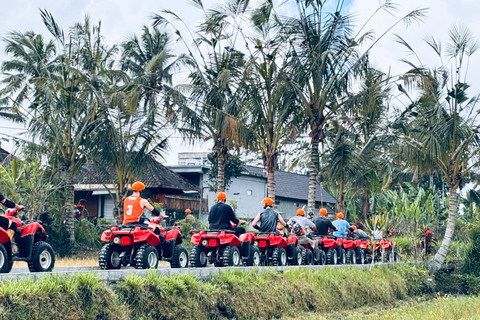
(296, 208, 305, 216)
(262, 197, 274, 207)
(131, 181, 145, 191)
(319, 208, 327, 216)
(351, 226, 357, 230)
(336, 212, 344, 219)
(185, 209, 191, 214)
(217, 192, 227, 200)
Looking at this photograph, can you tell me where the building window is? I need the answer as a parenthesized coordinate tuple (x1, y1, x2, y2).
(275, 200, 280, 205)
(246, 189, 252, 196)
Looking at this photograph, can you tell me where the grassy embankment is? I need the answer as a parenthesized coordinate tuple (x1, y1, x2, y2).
(0, 264, 477, 320)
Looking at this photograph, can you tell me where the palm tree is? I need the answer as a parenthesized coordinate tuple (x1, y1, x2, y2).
(241, 2, 299, 200)
(152, 0, 249, 192)
(281, 0, 426, 215)
(0, 11, 114, 242)
(394, 25, 480, 271)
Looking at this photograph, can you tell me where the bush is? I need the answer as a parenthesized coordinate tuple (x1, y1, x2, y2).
(461, 222, 480, 276)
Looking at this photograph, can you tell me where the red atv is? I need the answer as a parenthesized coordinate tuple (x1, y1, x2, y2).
(340, 237, 358, 264)
(253, 231, 303, 266)
(190, 228, 256, 267)
(0, 208, 55, 273)
(377, 239, 399, 263)
(319, 235, 346, 265)
(302, 235, 325, 265)
(99, 217, 188, 269)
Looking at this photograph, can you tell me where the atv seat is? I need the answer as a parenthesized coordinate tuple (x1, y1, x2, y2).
(205, 230, 236, 234)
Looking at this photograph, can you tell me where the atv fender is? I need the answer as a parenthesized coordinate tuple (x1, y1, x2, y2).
(165, 228, 182, 244)
(240, 239, 251, 258)
(285, 243, 295, 258)
(268, 235, 287, 248)
(0, 228, 9, 245)
(219, 232, 241, 247)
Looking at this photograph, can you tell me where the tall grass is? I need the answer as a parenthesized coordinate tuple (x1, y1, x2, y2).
(0, 264, 455, 320)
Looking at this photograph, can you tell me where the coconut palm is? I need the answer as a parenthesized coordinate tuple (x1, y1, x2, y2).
(394, 25, 480, 271)
(152, 0, 250, 192)
(0, 11, 114, 242)
(241, 2, 299, 200)
(281, 0, 427, 215)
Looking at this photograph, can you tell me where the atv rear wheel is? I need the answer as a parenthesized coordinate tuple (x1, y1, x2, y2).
(356, 249, 366, 264)
(272, 247, 287, 266)
(190, 245, 207, 267)
(244, 246, 261, 266)
(326, 248, 337, 265)
(314, 248, 326, 265)
(346, 249, 356, 264)
(337, 247, 346, 264)
(28, 241, 55, 272)
(99, 243, 122, 270)
(394, 251, 400, 262)
(382, 250, 393, 263)
(289, 247, 303, 265)
(222, 245, 241, 267)
(301, 249, 313, 265)
(0, 243, 13, 273)
(170, 244, 189, 268)
(135, 244, 159, 269)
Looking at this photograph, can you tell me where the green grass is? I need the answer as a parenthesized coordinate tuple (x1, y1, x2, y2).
(0, 264, 462, 320)
(282, 295, 480, 320)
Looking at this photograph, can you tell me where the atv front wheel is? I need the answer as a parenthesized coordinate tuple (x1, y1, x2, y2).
(28, 241, 55, 272)
(222, 245, 241, 267)
(272, 247, 287, 266)
(244, 246, 261, 266)
(170, 244, 189, 268)
(346, 249, 356, 264)
(301, 249, 313, 265)
(326, 248, 337, 265)
(135, 244, 159, 269)
(289, 247, 303, 266)
(0, 243, 13, 273)
(190, 245, 207, 267)
(99, 243, 122, 270)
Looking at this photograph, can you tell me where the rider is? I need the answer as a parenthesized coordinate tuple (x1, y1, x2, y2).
(312, 208, 337, 236)
(287, 208, 317, 248)
(332, 212, 350, 238)
(208, 192, 246, 237)
(0, 192, 24, 254)
(184, 208, 197, 229)
(251, 197, 287, 233)
(351, 225, 371, 241)
(123, 181, 168, 226)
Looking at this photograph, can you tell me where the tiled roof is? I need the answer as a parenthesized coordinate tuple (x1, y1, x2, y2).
(244, 165, 337, 204)
(75, 158, 199, 192)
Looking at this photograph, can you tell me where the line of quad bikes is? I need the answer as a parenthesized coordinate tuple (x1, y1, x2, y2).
(0, 208, 399, 273)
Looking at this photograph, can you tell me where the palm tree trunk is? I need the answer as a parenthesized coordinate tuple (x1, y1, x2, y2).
(217, 150, 225, 192)
(65, 175, 75, 243)
(307, 135, 319, 216)
(429, 187, 457, 271)
(337, 186, 344, 213)
(361, 188, 369, 218)
(114, 202, 123, 225)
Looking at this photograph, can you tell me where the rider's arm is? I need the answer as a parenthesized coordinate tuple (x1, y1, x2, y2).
(251, 212, 261, 228)
(0, 193, 23, 210)
(227, 206, 241, 225)
(140, 199, 167, 219)
(278, 214, 287, 227)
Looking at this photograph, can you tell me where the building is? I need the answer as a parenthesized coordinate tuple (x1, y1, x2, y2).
(169, 164, 337, 225)
(74, 160, 203, 224)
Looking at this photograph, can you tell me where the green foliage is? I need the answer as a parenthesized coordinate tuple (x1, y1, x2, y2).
(74, 220, 103, 249)
(461, 222, 480, 276)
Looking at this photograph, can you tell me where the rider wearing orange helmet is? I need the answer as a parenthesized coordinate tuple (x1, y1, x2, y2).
(0, 192, 24, 254)
(312, 207, 337, 236)
(123, 181, 168, 224)
(251, 197, 287, 233)
(286, 208, 317, 248)
(184, 208, 197, 229)
(332, 212, 350, 238)
(208, 192, 246, 237)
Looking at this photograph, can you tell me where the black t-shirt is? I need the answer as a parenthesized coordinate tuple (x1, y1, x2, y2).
(257, 208, 279, 233)
(312, 216, 336, 235)
(208, 202, 239, 230)
(0, 193, 4, 203)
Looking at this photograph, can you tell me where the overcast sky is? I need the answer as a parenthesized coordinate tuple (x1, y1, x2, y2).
(0, 0, 479, 165)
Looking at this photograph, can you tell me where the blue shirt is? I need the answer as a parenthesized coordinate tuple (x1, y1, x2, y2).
(332, 219, 350, 238)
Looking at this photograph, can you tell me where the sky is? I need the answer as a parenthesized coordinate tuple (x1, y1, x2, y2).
(0, 0, 479, 165)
